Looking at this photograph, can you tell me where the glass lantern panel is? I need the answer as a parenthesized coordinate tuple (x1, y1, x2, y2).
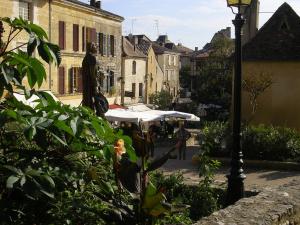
(227, 0, 251, 6)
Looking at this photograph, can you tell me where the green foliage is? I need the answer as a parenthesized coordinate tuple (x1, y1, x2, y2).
(0, 17, 137, 225)
(192, 36, 234, 121)
(242, 125, 300, 162)
(151, 172, 224, 223)
(149, 90, 173, 110)
(199, 122, 300, 162)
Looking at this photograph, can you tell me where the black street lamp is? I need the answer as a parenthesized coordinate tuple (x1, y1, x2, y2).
(226, 0, 251, 205)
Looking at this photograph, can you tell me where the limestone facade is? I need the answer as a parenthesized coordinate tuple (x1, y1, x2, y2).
(121, 37, 147, 105)
(0, 0, 123, 106)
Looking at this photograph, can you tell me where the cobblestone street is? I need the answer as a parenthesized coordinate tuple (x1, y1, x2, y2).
(159, 144, 300, 190)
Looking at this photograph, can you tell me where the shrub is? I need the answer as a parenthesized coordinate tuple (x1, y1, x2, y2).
(199, 122, 300, 162)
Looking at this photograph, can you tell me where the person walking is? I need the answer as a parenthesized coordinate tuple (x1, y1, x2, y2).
(175, 122, 191, 160)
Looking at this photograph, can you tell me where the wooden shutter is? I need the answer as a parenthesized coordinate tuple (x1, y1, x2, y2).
(103, 34, 106, 56)
(132, 83, 136, 98)
(77, 68, 83, 93)
(139, 83, 143, 97)
(99, 33, 104, 55)
(91, 28, 97, 43)
(110, 35, 115, 56)
(73, 24, 79, 52)
(69, 68, 74, 93)
(59, 21, 65, 50)
(114, 36, 117, 57)
(58, 66, 65, 95)
(107, 35, 110, 56)
(82, 26, 86, 51)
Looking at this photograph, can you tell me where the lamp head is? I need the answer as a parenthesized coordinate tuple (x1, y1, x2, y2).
(227, 0, 252, 7)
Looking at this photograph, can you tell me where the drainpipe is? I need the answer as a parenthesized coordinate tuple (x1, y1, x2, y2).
(144, 58, 148, 104)
(48, 0, 52, 90)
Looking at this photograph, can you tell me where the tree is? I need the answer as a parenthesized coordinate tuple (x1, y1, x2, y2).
(192, 35, 234, 120)
(150, 90, 173, 110)
(242, 72, 273, 119)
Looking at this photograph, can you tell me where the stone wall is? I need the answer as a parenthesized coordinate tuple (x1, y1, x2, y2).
(194, 180, 300, 225)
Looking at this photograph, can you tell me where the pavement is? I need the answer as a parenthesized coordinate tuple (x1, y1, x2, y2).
(158, 144, 300, 191)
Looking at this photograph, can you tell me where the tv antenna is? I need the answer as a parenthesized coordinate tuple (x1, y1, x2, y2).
(131, 19, 137, 34)
(154, 19, 160, 37)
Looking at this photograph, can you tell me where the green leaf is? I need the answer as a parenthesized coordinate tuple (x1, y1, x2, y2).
(27, 34, 37, 56)
(20, 176, 26, 186)
(28, 23, 48, 40)
(43, 175, 55, 188)
(6, 175, 19, 188)
(40, 189, 54, 199)
(26, 67, 36, 88)
(3, 165, 23, 175)
(47, 42, 61, 66)
(54, 120, 73, 136)
(29, 58, 46, 87)
(70, 117, 79, 135)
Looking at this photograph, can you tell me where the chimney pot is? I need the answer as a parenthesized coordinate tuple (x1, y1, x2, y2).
(195, 47, 198, 51)
(90, 0, 96, 6)
(95, 1, 101, 9)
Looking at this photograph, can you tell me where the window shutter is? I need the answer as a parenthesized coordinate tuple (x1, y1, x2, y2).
(110, 72, 114, 87)
(139, 83, 143, 97)
(58, 66, 65, 95)
(73, 24, 79, 52)
(77, 68, 83, 92)
(69, 68, 74, 93)
(113, 36, 116, 57)
(132, 83, 136, 98)
(103, 34, 106, 56)
(99, 33, 104, 56)
(110, 35, 115, 56)
(91, 28, 97, 43)
(107, 35, 110, 56)
(59, 21, 65, 50)
(82, 26, 86, 51)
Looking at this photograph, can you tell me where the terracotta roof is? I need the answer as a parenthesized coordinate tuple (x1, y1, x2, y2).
(122, 37, 147, 58)
(243, 3, 300, 61)
(65, 0, 124, 21)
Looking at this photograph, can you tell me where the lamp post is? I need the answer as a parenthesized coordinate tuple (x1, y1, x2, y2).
(226, 0, 251, 205)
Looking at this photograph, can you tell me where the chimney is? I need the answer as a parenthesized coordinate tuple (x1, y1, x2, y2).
(90, 0, 96, 7)
(195, 47, 198, 51)
(95, 1, 101, 9)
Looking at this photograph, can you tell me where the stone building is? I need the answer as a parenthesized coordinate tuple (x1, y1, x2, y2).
(153, 35, 181, 97)
(126, 35, 164, 104)
(121, 36, 147, 105)
(242, 2, 300, 130)
(0, 0, 123, 106)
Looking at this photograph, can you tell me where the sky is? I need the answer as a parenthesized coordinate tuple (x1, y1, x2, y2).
(81, 0, 300, 49)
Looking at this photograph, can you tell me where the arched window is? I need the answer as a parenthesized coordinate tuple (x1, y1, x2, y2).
(132, 61, 136, 75)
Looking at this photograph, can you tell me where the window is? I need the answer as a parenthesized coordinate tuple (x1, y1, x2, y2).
(132, 83, 136, 98)
(166, 70, 169, 81)
(132, 61, 137, 75)
(139, 83, 143, 97)
(19, 1, 31, 21)
(174, 56, 177, 66)
(110, 35, 115, 56)
(59, 21, 66, 50)
(155, 82, 158, 93)
(73, 24, 79, 52)
(110, 71, 114, 87)
(69, 67, 82, 93)
(58, 66, 65, 95)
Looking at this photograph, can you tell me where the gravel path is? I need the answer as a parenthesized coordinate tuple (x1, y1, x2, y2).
(158, 144, 300, 190)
